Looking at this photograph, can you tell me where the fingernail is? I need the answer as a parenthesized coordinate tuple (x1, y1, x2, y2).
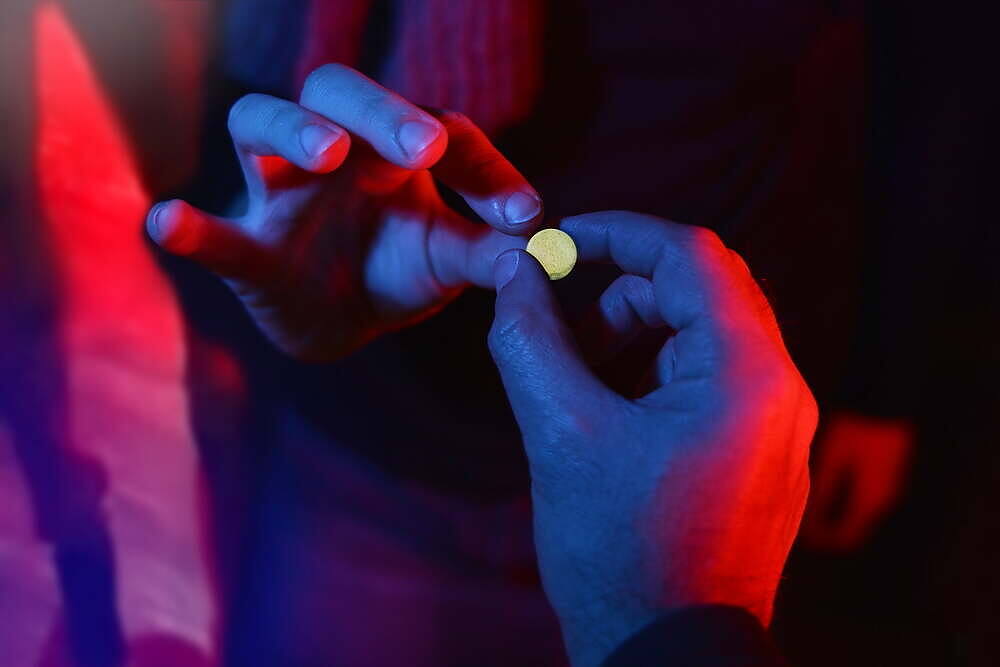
(300, 124, 341, 159)
(494, 250, 520, 290)
(504, 192, 542, 226)
(397, 120, 441, 162)
(147, 203, 167, 241)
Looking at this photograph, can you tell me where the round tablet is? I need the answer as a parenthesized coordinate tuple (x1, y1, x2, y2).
(526, 228, 577, 280)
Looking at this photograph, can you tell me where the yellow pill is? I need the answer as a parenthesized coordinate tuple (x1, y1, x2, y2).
(526, 228, 577, 280)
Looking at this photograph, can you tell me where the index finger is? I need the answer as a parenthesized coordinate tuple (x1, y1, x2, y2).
(427, 110, 544, 235)
(560, 211, 781, 374)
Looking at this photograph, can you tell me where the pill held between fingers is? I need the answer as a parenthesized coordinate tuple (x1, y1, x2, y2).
(526, 228, 577, 280)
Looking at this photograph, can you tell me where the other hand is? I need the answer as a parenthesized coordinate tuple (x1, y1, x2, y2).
(487, 211, 818, 666)
(147, 64, 540, 360)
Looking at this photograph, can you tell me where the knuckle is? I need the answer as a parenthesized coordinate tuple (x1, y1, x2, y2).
(728, 247, 749, 269)
(751, 358, 813, 423)
(614, 274, 651, 300)
(601, 274, 648, 313)
(685, 225, 725, 253)
(755, 356, 797, 396)
(488, 309, 542, 360)
(302, 63, 346, 99)
(270, 104, 303, 135)
(616, 273, 648, 290)
(227, 93, 264, 132)
(465, 149, 507, 175)
(359, 90, 389, 129)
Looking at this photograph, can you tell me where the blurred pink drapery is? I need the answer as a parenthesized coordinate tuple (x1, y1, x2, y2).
(0, 3, 218, 664)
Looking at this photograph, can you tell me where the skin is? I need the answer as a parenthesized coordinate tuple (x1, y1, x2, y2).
(147, 64, 542, 361)
(487, 212, 818, 666)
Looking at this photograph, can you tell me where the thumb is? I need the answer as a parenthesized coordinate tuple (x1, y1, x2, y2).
(488, 250, 604, 434)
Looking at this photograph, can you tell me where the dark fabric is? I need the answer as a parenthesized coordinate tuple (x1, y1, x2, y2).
(776, 367, 1000, 666)
(603, 606, 786, 667)
(836, 0, 998, 417)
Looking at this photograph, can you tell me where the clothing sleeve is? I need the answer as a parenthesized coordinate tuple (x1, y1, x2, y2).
(602, 606, 787, 667)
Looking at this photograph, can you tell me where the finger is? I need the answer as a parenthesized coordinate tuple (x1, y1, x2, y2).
(428, 109, 543, 235)
(299, 64, 447, 170)
(560, 211, 779, 377)
(146, 200, 278, 284)
(426, 209, 528, 289)
(228, 94, 351, 190)
(488, 250, 606, 433)
(574, 274, 664, 364)
(561, 211, 737, 326)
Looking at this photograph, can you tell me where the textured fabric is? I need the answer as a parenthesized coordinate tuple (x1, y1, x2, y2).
(380, 0, 542, 134)
(288, 0, 543, 134)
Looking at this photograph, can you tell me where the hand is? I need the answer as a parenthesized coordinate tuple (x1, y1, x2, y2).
(800, 412, 914, 552)
(147, 64, 540, 360)
(486, 212, 817, 666)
